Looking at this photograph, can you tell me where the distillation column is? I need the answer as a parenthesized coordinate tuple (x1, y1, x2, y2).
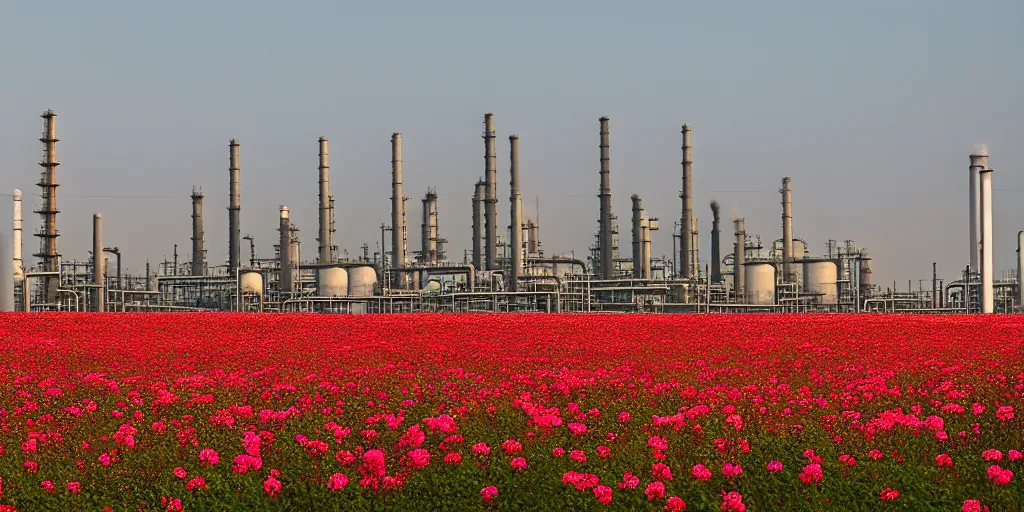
(1017, 231, 1024, 308)
(421, 189, 438, 265)
(969, 146, 988, 274)
(12, 190, 23, 284)
(980, 167, 994, 313)
(228, 139, 241, 274)
(781, 177, 795, 283)
(483, 113, 498, 270)
(318, 137, 333, 264)
(598, 117, 613, 280)
(391, 133, 407, 280)
(710, 201, 721, 283)
(472, 180, 485, 271)
(34, 110, 60, 302)
(93, 213, 104, 312)
(680, 124, 693, 279)
(279, 206, 292, 295)
(734, 218, 745, 301)
(509, 135, 523, 291)
(631, 195, 644, 279)
(191, 188, 205, 276)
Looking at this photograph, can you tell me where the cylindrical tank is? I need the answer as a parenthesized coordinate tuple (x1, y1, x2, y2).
(240, 270, 264, 295)
(744, 262, 776, 305)
(859, 250, 872, 298)
(422, 279, 442, 294)
(803, 259, 838, 305)
(347, 266, 377, 297)
(317, 267, 349, 297)
(553, 253, 572, 278)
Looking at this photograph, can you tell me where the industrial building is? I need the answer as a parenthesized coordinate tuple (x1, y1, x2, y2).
(0, 111, 1015, 314)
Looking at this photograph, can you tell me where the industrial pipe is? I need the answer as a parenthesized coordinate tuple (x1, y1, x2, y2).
(483, 113, 498, 270)
(279, 206, 292, 295)
(680, 124, 693, 279)
(389, 265, 476, 293)
(980, 167, 993, 313)
(228, 139, 241, 274)
(526, 257, 588, 277)
(509, 135, 523, 291)
(598, 117, 613, 280)
(318, 137, 332, 264)
(93, 213, 104, 312)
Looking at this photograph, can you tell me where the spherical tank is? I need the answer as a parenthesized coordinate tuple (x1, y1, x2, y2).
(803, 259, 838, 305)
(240, 270, 264, 296)
(347, 266, 377, 297)
(744, 262, 776, 305)
(317, 267, 348, 297)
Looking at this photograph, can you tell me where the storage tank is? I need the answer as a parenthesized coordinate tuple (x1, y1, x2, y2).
(553, 253, 572, 278)
(240, 270, 264, 296)
(744, 262, 776, 305)
(803, 259, 838, 305)
(317, 266, 349, 297)
(347, 266, 377, 297)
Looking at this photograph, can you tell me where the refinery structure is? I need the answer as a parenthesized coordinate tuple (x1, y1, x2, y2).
(0, 110, 1016, 314)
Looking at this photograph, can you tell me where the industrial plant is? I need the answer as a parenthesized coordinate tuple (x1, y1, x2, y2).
(0, 110, 1016, 314)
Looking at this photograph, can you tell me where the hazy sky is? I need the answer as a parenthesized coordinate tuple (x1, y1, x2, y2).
(2, 0, 1022, 289)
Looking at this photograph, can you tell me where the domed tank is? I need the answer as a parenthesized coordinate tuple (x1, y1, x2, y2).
(421, 279, 442, 294)
(240, 270, 264, 296)
(744, 262, 776, 305)
(317, 267, 349, 297)
(803, 259, 838, 305)
(347, 266, 377, 297)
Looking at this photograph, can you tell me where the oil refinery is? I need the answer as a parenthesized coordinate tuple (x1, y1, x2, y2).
(0, 110, 1015, 314)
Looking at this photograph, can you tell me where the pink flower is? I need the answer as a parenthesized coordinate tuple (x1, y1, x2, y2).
(593, 485, 613, 505)
(721, 491, 746, 512)
(41, 480, 55, 492)
(570, 450, 587, 463)
(868, 449, 884, 460)
(996, 406, 1015, 422)
(799, 464, 823, 486)
(232, 454, 263, 473)
(22, 438, 37, 455)
(263, 475, 282, 497)
(652, 462, 673, 481)
(963, 500, 985, 512)
(691, 464, 712, 481)
(511, 457, 528, 471)
(173, 467, 187, 479)
(501, 439, 523, 455)
(936, 431, 949, 441)
(936, 453, 953, 467)
(972, 403, 985, 416)
(165, 498, 183, 511)
(597, 445, 611, 458)
(199, 448, 220, 465)
(67, 481, 81, 494)
(648, 436, 668, 451)
(618, 412, 631, 423)
(473, 442, 491, 457)
(327, 473, 349, 490)
(987, 465, 1013, 486)
(568, 423, 588, 437)
(480, 485, 498, 504)
(185, 477, 206, 491)
(665, 496, 687, 511)
(617, 472, 639, 489)
(99, 452, 111, 467)
(982, 449, 1003, 461)
(722, 462, 743, 479)
(767, 460, 783, 472)
(444, 452, 462, 465)
(407, 449, 430, 470)
(24, 461, 39, 473)
(1010, 450, 1023, 461)
(880, 488, 900, 501)
(552, 447, 566, 458)
(336, 450, 356, 465)
(645, 481, 665, 501)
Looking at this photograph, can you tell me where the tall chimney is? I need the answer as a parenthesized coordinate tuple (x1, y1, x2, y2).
(734, 218, 745, 301)
(12, 189, 23, 282)
(710, 201, 721, 283)
(391, 133, 407, 275)
(680, 124, 693, 279)
(279, 206, 292, 295)
(781, 177, 795, 282)
(318, 137, 332, 264)
(932, 261, 938, 308)
(509, 135, 523, 291)
(34, 110, 60, 302)
(969, 146, 988, 275)
(0, 227, 11, 312)
(421, 189, 438, 265)
(228, 139, 241, 273)
(631, 195, 643, 279)
(483, 113, 498, 270)
(472, 180, 485, 271)
(641, 218, 651, 279)
(1017, 231, 1023, 309)
(599, 117, 613, 280)
(191, 187, 205, 276)
(93, 213, 104, 312)
(980, 167, 994, 313)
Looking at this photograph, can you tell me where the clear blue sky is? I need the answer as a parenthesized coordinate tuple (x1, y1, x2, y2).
(2, 0, 1022, 288)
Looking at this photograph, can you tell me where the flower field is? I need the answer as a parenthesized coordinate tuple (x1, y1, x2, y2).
(0, 313, 1023, 511)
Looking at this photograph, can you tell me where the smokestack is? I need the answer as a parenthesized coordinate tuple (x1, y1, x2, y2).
(680, 124, 693, 279)
(12, 189, 22, 283)
(980, 167, 994, 313)
(631, 195, 644, 279)
(781, 177, 795, 282)
(483, 113, 498, 270)
(318, 137, 332, 264)
(710, 201, 721, 283)
(599, 117, 613, 280)
(228, 139, 241, 273)
(421, 189, 438, 265)
(191, 188, 205, 276)
(93, 213, 104, 312)
(472, 180, 485, 271)
(1018, 231, 1023, 309)
(34, 110, 60, 302)
(279, 206, 292, 295)
(734, 218, 745, 301)
(932, 262, 938, 309)
(509, 135, 523, 291)
(642, 218, 651, 279)
(969, 145, 988, 274)
(391, 133, 407, 276)
(0, 227, 11, 312)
